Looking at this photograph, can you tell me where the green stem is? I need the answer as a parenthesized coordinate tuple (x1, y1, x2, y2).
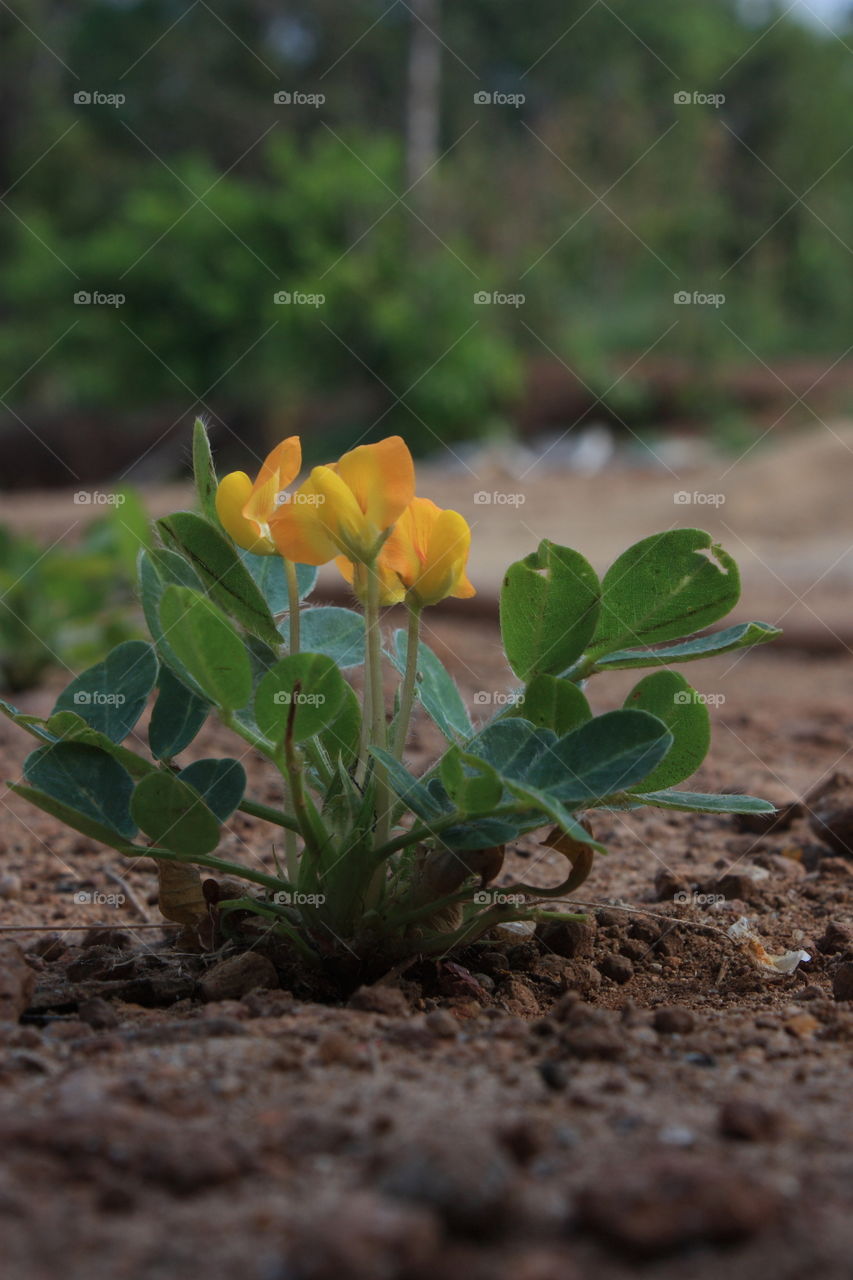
(365, 561, 391, 850)
(137, 844, 291, 895)
(391, 602, 421, 761)
(282, 557, 302, 881)
(238, 798, 301, 834)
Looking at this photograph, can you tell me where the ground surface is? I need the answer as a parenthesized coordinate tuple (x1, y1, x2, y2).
(2, 604, 853, 1280)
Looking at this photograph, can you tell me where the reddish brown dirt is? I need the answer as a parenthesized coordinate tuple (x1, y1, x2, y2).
(1, 615, 853, 1280)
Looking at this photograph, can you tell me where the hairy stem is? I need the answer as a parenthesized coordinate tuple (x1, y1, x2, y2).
(391, 602, 421, 761)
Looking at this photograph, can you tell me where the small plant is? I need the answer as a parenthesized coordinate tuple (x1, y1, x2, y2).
(3, 422, 780, 971)
(0, 491, 149, 692)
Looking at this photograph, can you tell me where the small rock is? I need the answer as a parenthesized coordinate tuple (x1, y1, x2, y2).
(817, 920, 853, 955)
(809, 780, 853, 856)
(831, 962, 853, 1002)
(654, 869, 689, 901)
(719, 1098, 782, 1141)
(285, 1193, 440, 1280)
(198, 951, 279, 1002)
(562, 1026, 624, 1060)
(713, 872, 765, 902)
(785, 1012, 819, 1038)
(653, 1006, 694, 1035)
(535, 919, 595, 959)
(379, 1127, 515, 1238)
(0, 873, 21, 899)
(577, 1155, 781, 1257)
(424, 1008, 459, 1038)
(0, 942, 36, 1021)
(538, 1060, 568, 1091)
(599, 954, 633, 985)
(81, 927, 131, 950)
(349, 984, 410, 1016)
(316, 1029, 371, 1068)
(77, 997, 119, 1030)
(26, 934, 67, 961)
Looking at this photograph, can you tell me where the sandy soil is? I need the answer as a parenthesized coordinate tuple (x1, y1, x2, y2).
(1, 609, 853, 1280)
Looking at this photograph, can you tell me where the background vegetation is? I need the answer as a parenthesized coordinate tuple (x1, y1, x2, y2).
(2, 0, 852, 477)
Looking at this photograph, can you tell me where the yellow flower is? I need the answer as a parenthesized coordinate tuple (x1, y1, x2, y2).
(270, 436, 415, 567)
(334, 556, 407, 607)
(215, 437, 302, 555)
(383, 497, 475, 608)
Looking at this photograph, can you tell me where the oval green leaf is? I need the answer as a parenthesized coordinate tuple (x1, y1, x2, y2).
(623, 670, 710, 791)
(53, 641, 158, 743)
(255, 652, 347, 744)
(500, 540, 600, 681)
(159, 586, 253, 711)
(131, 770, 221, 855)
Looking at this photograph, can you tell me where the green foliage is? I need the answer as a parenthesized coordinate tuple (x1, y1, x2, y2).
(0, 503, 147, 692)
(2, 423, 778, 973)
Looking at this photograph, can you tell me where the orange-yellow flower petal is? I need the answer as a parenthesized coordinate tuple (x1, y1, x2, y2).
(334, 556, 406, 607)
(384, 498, 475, 607)
(336, 436, 415, 532)
(269, 471, 340, 566)
(215, 436, 302, 556)
(216, 471, 274, 554)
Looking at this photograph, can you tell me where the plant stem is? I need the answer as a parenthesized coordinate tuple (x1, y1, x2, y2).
(137, 845, 291, 895)
(282, 556, 301, 880)
(238, 798, 301, 834)
(391, 602, 421, 761)
(365, 561, 391, 851)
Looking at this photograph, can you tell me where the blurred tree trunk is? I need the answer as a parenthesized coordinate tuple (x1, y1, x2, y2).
(405, 0, 441, 198)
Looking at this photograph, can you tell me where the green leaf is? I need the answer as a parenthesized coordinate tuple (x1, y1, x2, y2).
(131, 770, 220, 855)
(10, 782, 137, 854)
(178, 758, 246, 822)
(193, 418, 219, 522)
(299, 607, 365, 668)
(390, 631, 472, 742)
(596, 621, 782, 669)
(316, 681, 361, 769)
(516, 673, 592, 735)
(464, 719, 557, 782)
(0, 698, 58, 744)
(44, 711, 156, 780)
(631, 789, 776, 815)
(240, 550, 317, 614)
(370, 747, 446, 822)
(159, 586, 253, 711)
(149, 666, 209, 760)
(440, 747, 503, 813)
(500, 540, 600, 680)
(24, 742, 137, 839)
(589, 530, 740, 658)
(501, 781, 607, 852)
(157, 511, 281, 647)
(138, 550, 207, 696)
(527, 710, 674, 803)
(53, 641, 158, 743)
(255, 653, 347, 744)
(622, 671, 710, 791)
